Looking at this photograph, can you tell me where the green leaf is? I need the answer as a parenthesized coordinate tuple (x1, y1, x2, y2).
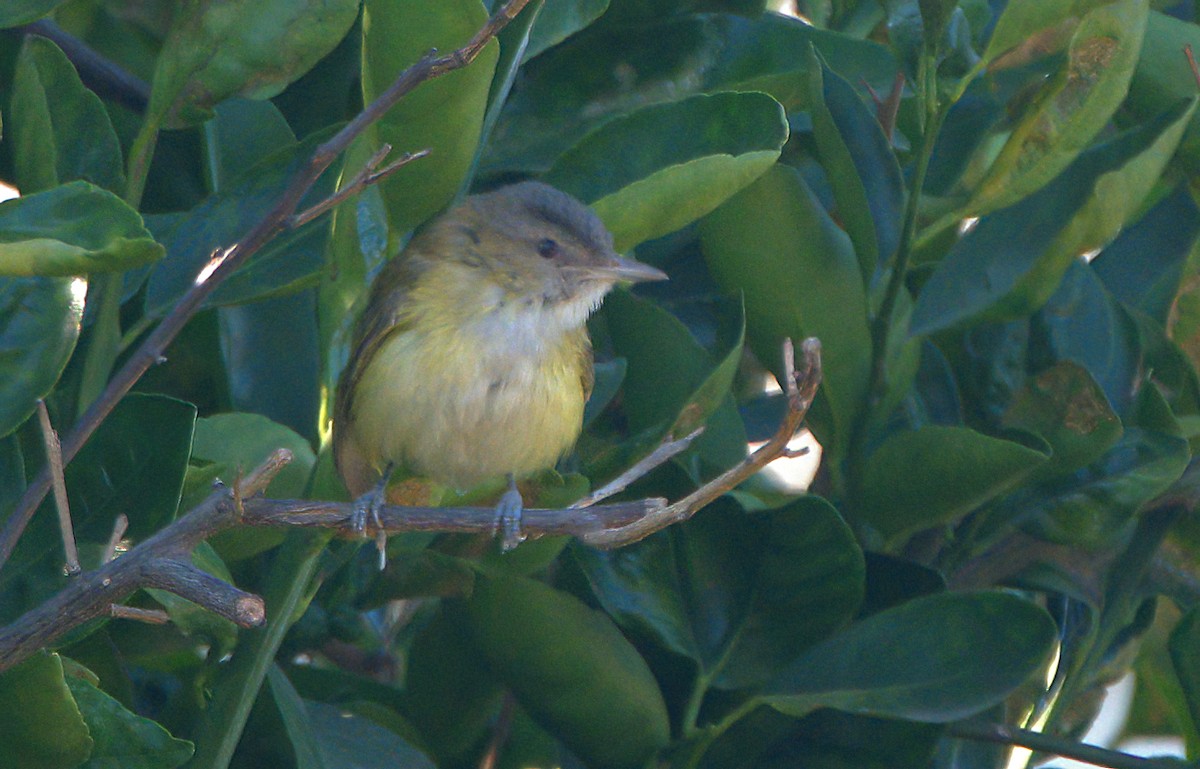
(1016, 387, 1189, 548)
(700, 163, 870, 460)
(465, 571, 670, 769)
(979, 0, 1116, 69)
(912, 98, 1195, 336)
(143, 129, 340, 317)
(191, 413, 316, 499)
(1092, 185, 1200, 326)
(304, 698, 435, 769)
(544, 92, 788, 251)
(574, 496, 865, 690)
(10, 36, 125, 194)
(0, 0, 65, 27)
(969, 0, 1149, 215)
(146, 0, 360, 128)
(0, 182, 163, 277)
(361, 0, 498, 234)
(525, 0, 609, 60)
(1001, 362, 1122, 478)
(602, 290, 744, 444)
(66, 674, 193, 769)
(0, 276, 83, 438)
(856, 425, 1048, 543)
(485, 12, 896, 173)
(1032, 259, 1142, 416)
(402, 607, 504, 765)
(764, 591, 1057, 722)
(1170, 605, 1200, 740)
(1123, 10, 1200, 171)
(806, 48, 904, 278)
(267, 666, 328, 769)
(0, 652, 92, 769)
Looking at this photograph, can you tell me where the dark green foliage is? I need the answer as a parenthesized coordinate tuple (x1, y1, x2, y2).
(3, 1, 1200, 768)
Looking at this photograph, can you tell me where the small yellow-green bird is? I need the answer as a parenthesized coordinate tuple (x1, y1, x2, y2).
(333, 181, 666, 548)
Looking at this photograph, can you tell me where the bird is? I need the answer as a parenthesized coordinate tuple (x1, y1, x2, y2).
(332, 181, 667, 552)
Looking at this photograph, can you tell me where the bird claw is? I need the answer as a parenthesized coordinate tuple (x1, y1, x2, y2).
(351, 467, 392, 570)
(495, 477, 526, 552)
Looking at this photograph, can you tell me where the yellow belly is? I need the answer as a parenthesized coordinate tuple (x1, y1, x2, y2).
(347, 323, 587, 490)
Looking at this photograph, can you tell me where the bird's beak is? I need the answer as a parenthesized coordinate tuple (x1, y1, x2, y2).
(593, 253, 668, 284)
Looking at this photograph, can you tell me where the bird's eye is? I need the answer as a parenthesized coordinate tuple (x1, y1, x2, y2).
(536, 238, 559, 259)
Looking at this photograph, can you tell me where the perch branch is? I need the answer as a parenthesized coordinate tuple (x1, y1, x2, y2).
(580, 337, 823, 548)
(0, 336, 818, 669)
(571, 428, 706, 509)
(0, 0, 534, 571)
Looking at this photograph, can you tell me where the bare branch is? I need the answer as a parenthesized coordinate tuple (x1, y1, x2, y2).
(287, 146, 430, 228)
(0, 0, 534, 570)
(36, 400, 79, 576)
(102, 514, 128, 565)
(580, 337, 823, 548)
(571, 428, 705, 509)
(110, 606, 170, 624)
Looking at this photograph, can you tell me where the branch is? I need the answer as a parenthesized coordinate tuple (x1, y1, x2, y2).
(0, 0, 534, 571)
(580, 337, 823, 548)
(0, 450, 291, 671)
(18, 19, 151, 112)
(0, 337, 817, 670)
(947, 721, 1183, 769)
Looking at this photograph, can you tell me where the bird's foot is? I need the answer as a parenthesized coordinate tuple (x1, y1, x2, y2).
(495, 475, 527, 552)
(351, 464, 393, 570)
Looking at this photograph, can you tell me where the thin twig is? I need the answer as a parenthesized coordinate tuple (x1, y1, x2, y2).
(19, 19, 151, 112)
(580, 338, 823, 548)
(110, 606, 170, 624)
(571, 428, 705, 509)
(287, 146, 430, 228)
(36, 400, 79, 576)
(947, 721, 1182, 769)
(102, 514, 129, 565)
(0, 0, 534, 572)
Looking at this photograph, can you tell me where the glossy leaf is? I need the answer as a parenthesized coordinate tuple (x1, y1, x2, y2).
(856, 425, 1048, 543)
(0, 276, 83, 438)
(546, 92, 788, 251)
(65, 675, 193, 769)
(1170, 606, 1200, 741)
(465, 571, 670, 769)
(485, 12, 896, 173)
(574, 496, 865, 690)
(268, 665, 328, 769)
(144, 130, 339, 317)
(807, 48, 904, 277)
(361, 0, 498, 234)
(10, 36, 125, 194)
(0, 0, 65, 27)
(602, 290, 744, 445)
(1126, 10, 1200, 171)
(764, 591, 1057, 722)
(0, 182, 163, 277)
(912, 98, 1195, 336)
(305, 698, 435, 769)
(969, 0, 1149, 215)
(146, 0, 359, 127)
(1017, 386, 1189, 548)
(1092, 185, 1200, 326)
(1001, 362, 1122, 478)
(0, 652, 92, 769)
(700, 163, 871, 459)
(525, 0, 609, 60)
(980, 0, 1115, 69)
(1032, 259, 1141, 416)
